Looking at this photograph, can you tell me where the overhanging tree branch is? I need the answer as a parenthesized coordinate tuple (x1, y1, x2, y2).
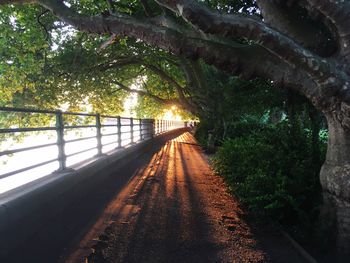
(111, 80, 189, 111)
(144, 63, 199, 114)
(178, 58, 211, 112)
(306, 0, 350, 58)
(15, 0, 315, 99)
(256, 0, 336, 57)
(98, 39, 317, 104)
(7, 0, 350, 111)
(37, 9, 50, 41)
(95, 56, 199, 113)
(155, 0, 347, 88)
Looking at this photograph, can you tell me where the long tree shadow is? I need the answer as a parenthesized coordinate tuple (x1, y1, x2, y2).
(88, 132, 223, 263)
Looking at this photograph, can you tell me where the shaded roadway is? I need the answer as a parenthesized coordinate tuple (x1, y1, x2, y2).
(2, 129, 186, 263)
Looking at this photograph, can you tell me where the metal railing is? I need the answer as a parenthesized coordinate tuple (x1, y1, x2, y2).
(0, 106, 184, 180)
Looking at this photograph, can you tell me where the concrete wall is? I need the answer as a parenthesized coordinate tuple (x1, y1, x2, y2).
(0, 129, 187, 262)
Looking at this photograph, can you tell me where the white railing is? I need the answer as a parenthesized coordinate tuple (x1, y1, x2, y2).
(0, 107, 185, 193)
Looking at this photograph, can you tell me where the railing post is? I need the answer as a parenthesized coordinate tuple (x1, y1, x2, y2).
(117, 116, 121, 148)
(96, 113, 103, 155)
(56, 111, 66, 171)
(130, 117, 134, 144)
(139, 119, 142, 140)
(151, 119, 155, 138)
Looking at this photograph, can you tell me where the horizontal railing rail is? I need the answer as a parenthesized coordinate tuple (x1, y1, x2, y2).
(0, 107, 185, 185)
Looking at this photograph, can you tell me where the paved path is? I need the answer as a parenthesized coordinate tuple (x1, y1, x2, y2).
(65, 131, 307, 263)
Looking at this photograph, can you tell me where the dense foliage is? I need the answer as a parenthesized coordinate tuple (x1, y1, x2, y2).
(213, 120, 326, 225)
(194, 65, 327, 238)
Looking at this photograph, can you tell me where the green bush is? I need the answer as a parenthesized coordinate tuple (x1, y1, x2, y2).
(213, 121, 324, 224)
(195, 121, 211, 147)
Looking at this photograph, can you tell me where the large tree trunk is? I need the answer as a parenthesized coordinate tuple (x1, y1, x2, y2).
(308, 105, 321, 170)
(320, 112, 350, 258)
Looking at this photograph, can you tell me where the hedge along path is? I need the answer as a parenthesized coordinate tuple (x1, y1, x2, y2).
(64, 132, 308, 263)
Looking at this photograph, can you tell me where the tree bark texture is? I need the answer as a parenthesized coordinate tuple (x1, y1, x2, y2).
(319, 112, 350, 257)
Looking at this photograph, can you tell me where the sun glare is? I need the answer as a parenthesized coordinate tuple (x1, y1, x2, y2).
(161, 106, 182, 121)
